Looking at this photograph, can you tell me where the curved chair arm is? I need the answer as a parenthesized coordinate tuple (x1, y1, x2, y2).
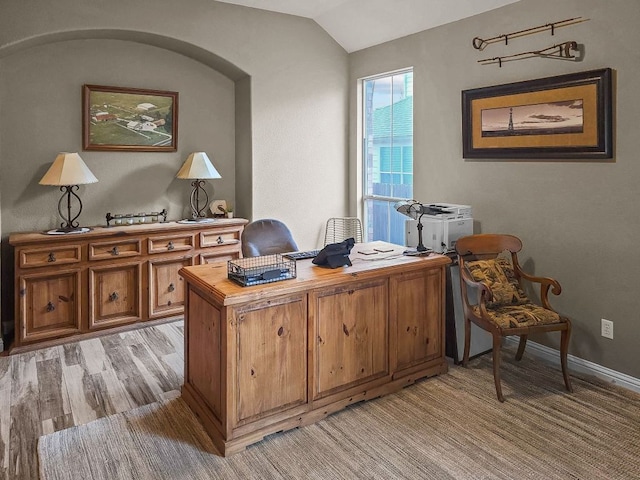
(459, 263, 494, 305)
(514, 263, 562, 310)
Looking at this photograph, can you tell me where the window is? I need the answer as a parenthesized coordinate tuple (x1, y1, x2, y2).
(361, 69, 413, 244)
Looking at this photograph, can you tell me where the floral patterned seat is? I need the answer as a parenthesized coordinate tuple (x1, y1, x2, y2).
(465, 257, 563, 329)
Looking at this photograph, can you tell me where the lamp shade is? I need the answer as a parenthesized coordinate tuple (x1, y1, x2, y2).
(394, 200, 420, 220)
(39, 152, 98, 186)
(176, 152, 221, 180)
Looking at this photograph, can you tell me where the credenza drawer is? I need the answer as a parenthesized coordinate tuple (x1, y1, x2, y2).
(19, 245, 82, 269)
(199, 229, 241, 248)
(89, 239, 141, 260)
(148, 234, 194, 254)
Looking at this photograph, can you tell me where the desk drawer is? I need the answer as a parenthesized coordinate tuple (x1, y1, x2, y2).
(89, 239, 141, 260)
(19, 245, 82, 269)
(148, 234, 194, 254)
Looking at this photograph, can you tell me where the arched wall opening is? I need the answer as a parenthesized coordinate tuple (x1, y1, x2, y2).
(0, 30, 254, 337)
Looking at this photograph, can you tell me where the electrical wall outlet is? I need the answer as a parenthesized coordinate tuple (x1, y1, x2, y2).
(601, 318, 614, 339)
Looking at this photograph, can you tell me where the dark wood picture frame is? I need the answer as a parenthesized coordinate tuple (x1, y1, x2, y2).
(462, 68, 612, 159)
(83, 84, 178, 152)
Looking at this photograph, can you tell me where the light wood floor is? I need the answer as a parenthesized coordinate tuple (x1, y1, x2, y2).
(0, 321, 185, 480)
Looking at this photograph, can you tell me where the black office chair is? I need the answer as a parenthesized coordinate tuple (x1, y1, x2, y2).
(241, 219, 299, 257)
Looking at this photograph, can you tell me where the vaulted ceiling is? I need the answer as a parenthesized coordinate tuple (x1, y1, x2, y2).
(215, 0, 521, 52)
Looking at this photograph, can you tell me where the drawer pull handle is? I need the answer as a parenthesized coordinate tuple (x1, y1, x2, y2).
(109, 292, 119, 302)
(111, 246, 120, 255)
(48, 252, 56, 262)
(217, 236, 224, 244)
(168, 283, 175, 292)
(167, 241, 175, 250)
(46, 301, 55, 312)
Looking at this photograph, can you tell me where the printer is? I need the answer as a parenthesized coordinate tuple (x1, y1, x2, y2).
(404, 203, 473, 253)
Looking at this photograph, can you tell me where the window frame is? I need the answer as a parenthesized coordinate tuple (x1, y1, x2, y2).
(359, 67, 414, 244)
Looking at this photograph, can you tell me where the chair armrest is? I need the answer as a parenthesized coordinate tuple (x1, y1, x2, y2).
(515, 267, 562, 310)
(459, 263, 494, 305)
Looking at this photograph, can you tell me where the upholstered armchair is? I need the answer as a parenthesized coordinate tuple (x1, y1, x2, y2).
(455, 234, 572, 402)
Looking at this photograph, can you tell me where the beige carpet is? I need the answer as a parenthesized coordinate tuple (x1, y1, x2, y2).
(39, 352, 640, 480)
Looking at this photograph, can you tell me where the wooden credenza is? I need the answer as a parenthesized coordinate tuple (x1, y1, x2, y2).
(9, 219, 247, 351)
(179, 241, 450, 456)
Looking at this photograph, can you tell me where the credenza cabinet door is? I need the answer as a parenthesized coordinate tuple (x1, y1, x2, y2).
(391, 268, 443, 372)
(149, 257, 193, 318)
(233, 294, 307, 425)
(18, 269, 82, 344)
(89, 262, 142, 329)
(310, 279, 389, 400)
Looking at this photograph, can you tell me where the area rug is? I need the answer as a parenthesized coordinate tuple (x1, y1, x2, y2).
(39, 353, 640, 479)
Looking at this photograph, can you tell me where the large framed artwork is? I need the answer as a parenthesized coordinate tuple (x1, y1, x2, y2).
(462, 68, 612, 159)
(83, 84, 178, 152)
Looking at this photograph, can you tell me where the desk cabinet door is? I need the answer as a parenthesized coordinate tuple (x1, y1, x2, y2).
(391, 268, 443, 372)
(234, 294, 307, 424)
(310, 279, 388, 399)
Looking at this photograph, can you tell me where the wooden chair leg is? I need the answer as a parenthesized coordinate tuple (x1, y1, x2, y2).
(462, 317, 471, 366)
(515, 334, 528, 361)
(492, 333, 504, 402)
(560, 326, 573, 393)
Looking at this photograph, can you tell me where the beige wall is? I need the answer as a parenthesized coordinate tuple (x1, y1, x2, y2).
(0, 39, 237, 231)
(350, 0, 640, 377)
(0, 0, 348, 240)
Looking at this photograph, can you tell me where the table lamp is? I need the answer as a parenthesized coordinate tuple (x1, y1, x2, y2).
(394, 200, 431, 253)
(176, 152, 222, 221)
(39, 152, 98, 233)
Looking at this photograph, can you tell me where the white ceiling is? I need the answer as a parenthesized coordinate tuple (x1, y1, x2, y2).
(215, 0, 521, 52)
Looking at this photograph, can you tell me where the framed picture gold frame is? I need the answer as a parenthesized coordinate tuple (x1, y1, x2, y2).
(83, 84, 178, 152)
(462, 68, 612, 160)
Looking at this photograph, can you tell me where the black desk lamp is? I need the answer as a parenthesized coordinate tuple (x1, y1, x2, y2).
(394, 200, 435, 253)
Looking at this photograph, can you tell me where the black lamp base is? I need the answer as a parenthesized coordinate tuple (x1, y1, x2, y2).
(57, 185, 84, 231)
(189, 179, 211, 220)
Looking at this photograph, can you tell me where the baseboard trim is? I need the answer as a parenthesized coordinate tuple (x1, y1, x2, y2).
(505, 337, 640, 394)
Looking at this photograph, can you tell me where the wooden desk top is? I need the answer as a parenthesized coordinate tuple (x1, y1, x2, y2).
(179, 241, 451, 306)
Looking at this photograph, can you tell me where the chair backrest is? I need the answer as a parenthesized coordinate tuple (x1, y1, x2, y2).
(455, 233, 522, 258)
(455, 234, 524, 311)
(241, 219, 299, 257)
(324, 217, 363, 246)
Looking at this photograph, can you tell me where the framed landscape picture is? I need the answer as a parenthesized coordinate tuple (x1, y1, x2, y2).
(83, 84, 178, 152)
(462, 68, 612, 160)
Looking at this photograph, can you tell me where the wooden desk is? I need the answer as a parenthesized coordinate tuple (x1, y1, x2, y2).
(179, 241, 450, 456)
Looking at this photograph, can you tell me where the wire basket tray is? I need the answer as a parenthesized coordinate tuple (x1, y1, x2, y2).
(228, 254, 297, 287)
